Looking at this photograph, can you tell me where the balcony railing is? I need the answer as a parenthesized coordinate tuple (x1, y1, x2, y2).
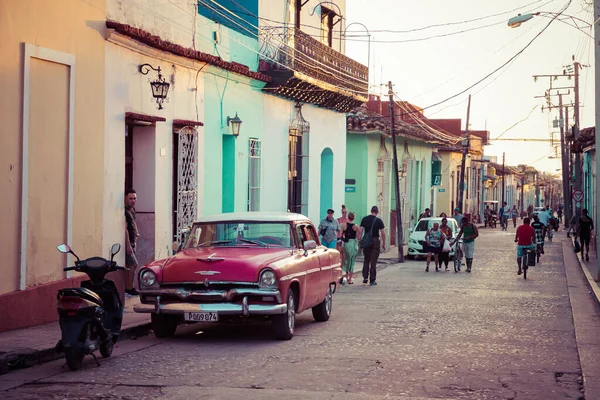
(259, 27, 368, 98)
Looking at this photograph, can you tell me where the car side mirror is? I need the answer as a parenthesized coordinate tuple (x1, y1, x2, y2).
(303, 240, 317, 255)
(172, 241, 180, 254)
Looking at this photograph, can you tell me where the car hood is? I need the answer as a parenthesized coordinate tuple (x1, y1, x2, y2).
(160, 247, 292, 283)
(409, 231, 427, 242)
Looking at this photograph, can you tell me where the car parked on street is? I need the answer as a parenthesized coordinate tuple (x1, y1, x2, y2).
(407, 217, 460, 259)
(134, 212, 342, 340)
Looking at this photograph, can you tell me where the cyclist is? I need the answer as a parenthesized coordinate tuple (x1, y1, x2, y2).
(515, 217, 536, 275)
(531, 215, 546, 261)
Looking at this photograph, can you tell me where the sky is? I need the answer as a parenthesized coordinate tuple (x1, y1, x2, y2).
(344, 0, 595, 174)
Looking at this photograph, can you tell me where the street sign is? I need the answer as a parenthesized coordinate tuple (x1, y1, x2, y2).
(438, 188, 446, 192)
(345, 186, 356, 193)
(572, 189, 584, 202)
(576, 201, 581, 208)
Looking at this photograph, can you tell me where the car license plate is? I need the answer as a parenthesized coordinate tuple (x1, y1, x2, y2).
(184, 312, 219, 322)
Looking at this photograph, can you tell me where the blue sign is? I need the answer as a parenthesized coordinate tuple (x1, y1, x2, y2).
(438, 188, 446, 192)
(345, 186, 356, 193)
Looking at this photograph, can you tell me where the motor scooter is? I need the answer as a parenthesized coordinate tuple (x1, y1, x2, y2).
(55, 243, 126, 370)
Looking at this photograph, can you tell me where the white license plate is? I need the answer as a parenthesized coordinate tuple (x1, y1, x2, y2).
(184, 312, 219, 322)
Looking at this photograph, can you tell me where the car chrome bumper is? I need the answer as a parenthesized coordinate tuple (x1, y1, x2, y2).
(134, 295, 287, 316)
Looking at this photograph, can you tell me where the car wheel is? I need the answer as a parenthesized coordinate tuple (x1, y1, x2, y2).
(273, 289, 295, 340)
(312, 285, 333, 322)
(151, 314, 178, 338)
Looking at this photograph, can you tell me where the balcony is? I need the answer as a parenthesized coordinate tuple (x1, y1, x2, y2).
(259, 27, 368, 112)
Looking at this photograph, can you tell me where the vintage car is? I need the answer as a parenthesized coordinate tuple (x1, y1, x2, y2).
(133, 212, 342, 340)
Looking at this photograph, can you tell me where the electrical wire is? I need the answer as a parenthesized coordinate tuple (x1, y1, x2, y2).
(393, 0, 573, 117)
(491, 105, 540, 140)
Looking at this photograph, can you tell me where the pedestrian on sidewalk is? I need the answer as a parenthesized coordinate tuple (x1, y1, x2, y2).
(125, 189, 140, 296)
(515, 217, 536, 275)
(359, 206, 386, 286)
(425, 222, 444, 272)
(578, 209, 594, 262)
(340, 211, 360, 284)
(450, 216, 479, 273)
(439, 217, 453, 271)
(318, 209, 340, 249)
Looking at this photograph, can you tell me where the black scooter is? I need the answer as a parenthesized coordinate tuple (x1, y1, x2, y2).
(56, 243, 127, 370)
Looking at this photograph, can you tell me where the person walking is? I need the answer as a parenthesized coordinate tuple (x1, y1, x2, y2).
(425, 222, 444, 272)
(439, 217, 453, 271)
(125, 189, 140, 296)
(499, 202, 508, 231)
(578, 209, 594, 262)
(531, 215, 546, 261)
(359, 206, 386, 286)
(557, 205, 563, 224)
(450, 216, 479, 273)
(419, 208, 432, 220)
(336, 205, 350, 267)
(452, 207, 464, 228)
(514, 217, 536, 275)
(511, 205, 518, 228)
(340, 212, 360, 284)
(318, 209, 340, 249)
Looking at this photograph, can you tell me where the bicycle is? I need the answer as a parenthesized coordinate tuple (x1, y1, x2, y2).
(453, 240, 463, 273)
(521, 247, 535, 280)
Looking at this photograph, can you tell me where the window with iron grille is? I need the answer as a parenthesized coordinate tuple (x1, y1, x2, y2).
(248, 138, 261, 211)
(287, 132, 309, 214)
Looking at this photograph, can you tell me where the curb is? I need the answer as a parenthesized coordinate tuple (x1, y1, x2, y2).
(0, 321, 152, 376)
(569, 237, 600, 310)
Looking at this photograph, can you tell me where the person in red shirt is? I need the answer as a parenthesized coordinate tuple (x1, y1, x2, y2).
(515, 217, 536, 275)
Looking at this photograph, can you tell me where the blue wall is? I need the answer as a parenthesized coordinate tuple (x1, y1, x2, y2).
(198, 0, 258, 38)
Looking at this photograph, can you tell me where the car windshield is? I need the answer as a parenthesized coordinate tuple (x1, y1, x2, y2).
(184, 221, 292, 248)
(415, 219, 443, 231)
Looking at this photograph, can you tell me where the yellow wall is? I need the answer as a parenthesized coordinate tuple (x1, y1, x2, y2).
(0, 0, 105, 294)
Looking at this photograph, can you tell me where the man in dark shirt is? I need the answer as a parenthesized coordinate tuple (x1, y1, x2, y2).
(125, 189, 139, 296)
(578, 208, 594, 262)
(359, 206, 386, 286)
(531, 215, 546, 258)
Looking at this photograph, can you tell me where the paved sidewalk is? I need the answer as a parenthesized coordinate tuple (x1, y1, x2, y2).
(568, 233, 600, 309)
(0, 296, 150, 375)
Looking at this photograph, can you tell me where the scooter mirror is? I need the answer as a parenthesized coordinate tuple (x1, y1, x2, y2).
(110, 243, 121, 256)
(57, 244, 71, 254)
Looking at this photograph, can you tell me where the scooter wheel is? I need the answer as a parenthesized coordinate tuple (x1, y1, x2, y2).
(65, 347, 84, 371)
(99, 340, 114, 358)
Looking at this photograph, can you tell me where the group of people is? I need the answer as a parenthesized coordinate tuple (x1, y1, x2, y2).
(421, 208, 479, 273)
(318, 205, 385, 287)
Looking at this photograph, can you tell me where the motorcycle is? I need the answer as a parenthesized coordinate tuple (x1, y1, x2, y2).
(55, 243, 126, 370)
(485, 214, 497, 228)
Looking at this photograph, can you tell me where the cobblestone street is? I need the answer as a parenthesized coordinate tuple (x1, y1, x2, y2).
(2, 227, 599, 399)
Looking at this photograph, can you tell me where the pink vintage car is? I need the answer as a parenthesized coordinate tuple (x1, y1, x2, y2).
(134, 212, 342, 339)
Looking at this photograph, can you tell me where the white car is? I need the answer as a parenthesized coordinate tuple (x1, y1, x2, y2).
(407, 217, 460, 259)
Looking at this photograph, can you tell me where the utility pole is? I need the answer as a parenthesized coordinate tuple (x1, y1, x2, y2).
(573, 57, 583, 220)
(501, 152, 505, 205)
(595, 0, 600, 280)
(558, 94, 571, 228)
(388, 81, 404, 263)
(458, 94, 471, 212)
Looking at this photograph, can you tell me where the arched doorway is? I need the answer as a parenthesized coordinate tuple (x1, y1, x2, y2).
(320, 148, 334, 219)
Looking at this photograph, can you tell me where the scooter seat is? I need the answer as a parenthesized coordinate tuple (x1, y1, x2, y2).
(60, 287, 103, 307)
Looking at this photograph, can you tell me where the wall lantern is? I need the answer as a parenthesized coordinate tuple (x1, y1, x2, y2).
(139, 63, 170, 110)
(289, 102, 310, 136)
(227, 113, 243, 138)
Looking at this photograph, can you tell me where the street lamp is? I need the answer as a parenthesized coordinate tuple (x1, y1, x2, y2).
(508, 12, 593, 38)
(342, 22, 371, 84)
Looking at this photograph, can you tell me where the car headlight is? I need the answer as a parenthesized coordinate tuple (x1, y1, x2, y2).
(409, 239, 418, 244)
(140, 270, 157, 288)
(258, 269, 277, 289)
